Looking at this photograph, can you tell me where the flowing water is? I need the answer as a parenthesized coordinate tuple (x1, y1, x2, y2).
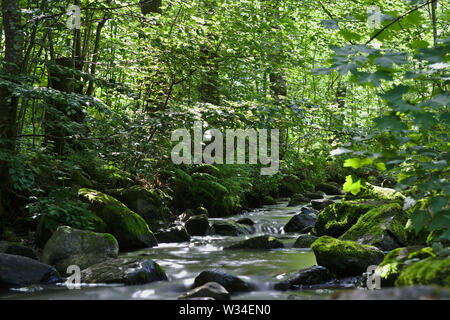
(0, 200, 339, 300)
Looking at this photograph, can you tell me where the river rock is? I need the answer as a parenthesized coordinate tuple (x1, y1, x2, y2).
(0, 241, 39, 260)
(344, 183, 405, 202)
(283, 212, 317, 233)
(303, 191, 324, 200)
(274, 266, 334, 290)
(315, 183, 343, 195)
(287, 193, 310, 207)
(293, 234, 319, 248)
(78, 188, 158, 250)
(155, 225, 191, 243)
(211, 220, 254, 236)
(194, 270, 252, 293)
(179, 282, 230, 300)
(340, 203, 408, 251)
(225, 235, 284, 250)
(235, 218, 255, 226)
(396, 256, 450, 287)
(315, 201, 381, 237)
(311, 236, 385, 277)
(311, 199, 334, 211)
(0, 253, 61, 287)
(106, 186, 172, 231)
(41, 226, 119, 274)
(81, 257, 167, 285)
(185, 215, 210, 236)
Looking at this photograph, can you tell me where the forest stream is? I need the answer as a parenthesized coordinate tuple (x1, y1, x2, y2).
(0, 199, 346, 300)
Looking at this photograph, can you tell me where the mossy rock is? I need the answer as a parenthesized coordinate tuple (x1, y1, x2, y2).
(185, 215, 210, 236)
(154, 225, 190, 243)
(315, 201, 381, 237)
(71, 171, 94, 189)
(211, 220, 254, 236)
(376, 246, 434, 286)
(426, 229, 450, 247)
(107, 186, 172, 231)
(345, 183, 405, 202)
(0, 241, 39, 260)
(293, 234, 319, 248)
(311, 236, 385, 276)
(287, 193, 310, 207)
(340, 203, 408, 251)
(263, 195, 277, 205)
(279, 175, 303, 197)
(225, 235, 284, 250)
(78, 188, 157, 250)
(303, 191, 324, 200)
(396, 256, 450, 288)
(42, 226, 119, 274)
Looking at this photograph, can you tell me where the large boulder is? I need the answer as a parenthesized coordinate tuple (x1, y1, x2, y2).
(340, 203, 408, 251)
(274, 266, 334, 290)
(193, 270, 252, 293)
(0, 253, 61, 287)
(396, 256, 450, 288)
(211, 220, 254, 236)
(81, 257, 167, 285)
(154, 225, 190, 243)
(41, 226, 119, 274)
(345, 183, 405, 202)
(185, 215, 210, 236)
(78, 188, 157, 250)
(106, 186, 172, 231)
(311, 236, 385, 277)
(179, 282, 230, 300)
(283, 212, 317, 233)
(0, 241, 39, 260)
(225, 235, 284, 250)
(314, 201, 381, 237)
(293, 234, 319, 248)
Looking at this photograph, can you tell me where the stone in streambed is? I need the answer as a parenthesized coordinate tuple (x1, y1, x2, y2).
(311, 236, 385, 277)
(155, 225, 190, 243)
(293, 234, 319, 248)
(274, 266, 334, 290)
(81, 257, 167, 285)
(211, 220, 254, 236)
(194, 270, 252, 293)
(225, 235, 284, 250)
(41, 226, 119, 274)
(315, 183, 343, 195)
(179, 282, 230, 300)
(283, 212, 317, 233)
(185, 215, 210, 236)
(340, 203, 408, 251)
(235, 218, 255, 226)
(0, 253, 61, 287)
(0, 241, 39, 260)
(311, 199, 334, 211)
(287, 193, 310, 207)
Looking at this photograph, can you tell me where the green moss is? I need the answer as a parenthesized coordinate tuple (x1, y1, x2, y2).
(315, 201, 380, 237)
(311, 236, 385, 276)
(427, 229, 450, 247)
(340, 203, 408, 250)
(396, 256, 450, 288)
(78, 188, 157, 250)
(377, 246, 435, 286)
(345, 183, 405, 202)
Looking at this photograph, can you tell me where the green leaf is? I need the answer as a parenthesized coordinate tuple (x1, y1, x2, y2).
(410, 210, 431, 235)
(430, 196, 448, 214)
(429, 210, 450, 231)
(321, 19, 340, 30)
(374, 115, 408, 134)
(343, 175, 364, 195)
(356, 70, 392, 86)
(344, 157, 373, 169)
(374, 51, 408, 68)
(339, 29, 362, 42)
(413, 112, 436, 129)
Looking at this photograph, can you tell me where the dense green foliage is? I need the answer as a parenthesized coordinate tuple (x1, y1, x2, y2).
(0, 0, 448, 254)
